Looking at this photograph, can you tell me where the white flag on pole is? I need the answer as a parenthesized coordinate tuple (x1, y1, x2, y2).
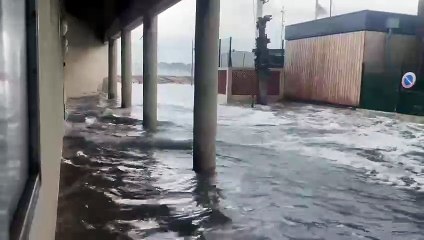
(315, 0, 327, 19)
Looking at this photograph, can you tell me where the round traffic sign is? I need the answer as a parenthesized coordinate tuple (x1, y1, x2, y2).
(402, 72, 416, 89)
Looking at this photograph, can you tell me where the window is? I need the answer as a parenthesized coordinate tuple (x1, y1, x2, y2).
(0, 0, 41, 239)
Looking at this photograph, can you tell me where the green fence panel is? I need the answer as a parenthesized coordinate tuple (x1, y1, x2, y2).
(360, 64, 401, 112)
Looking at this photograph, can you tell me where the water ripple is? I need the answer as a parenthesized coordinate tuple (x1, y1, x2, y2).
(57, 84, 424, 240)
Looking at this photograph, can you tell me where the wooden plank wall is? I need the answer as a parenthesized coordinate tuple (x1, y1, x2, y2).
(364, 32, 419, 71)
(284, 31, 365, 106)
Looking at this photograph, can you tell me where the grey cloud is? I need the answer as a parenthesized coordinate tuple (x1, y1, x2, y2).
(128, 0, 419, 64)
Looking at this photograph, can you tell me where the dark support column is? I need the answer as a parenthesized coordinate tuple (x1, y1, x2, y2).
(108, 38, 117, 99)
(121, 29, 132, 108)
(143, 14, 158, 130)
(193, 0, 220, 173)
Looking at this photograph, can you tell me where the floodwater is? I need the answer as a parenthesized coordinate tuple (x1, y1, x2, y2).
(57, 84, 424, 240)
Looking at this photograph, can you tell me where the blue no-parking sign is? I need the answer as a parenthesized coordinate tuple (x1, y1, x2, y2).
(401, 72, 416, 89)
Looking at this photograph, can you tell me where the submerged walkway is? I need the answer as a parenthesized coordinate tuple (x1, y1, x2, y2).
(57, 84, 424, 240)
(57, 96, 216, 240)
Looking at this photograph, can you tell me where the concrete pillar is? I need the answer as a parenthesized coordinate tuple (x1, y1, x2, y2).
(193, 0, 220, 173)
(121, 29, 132, 108)
(143, 14, 158, 130)
(108, 38, 117, 99)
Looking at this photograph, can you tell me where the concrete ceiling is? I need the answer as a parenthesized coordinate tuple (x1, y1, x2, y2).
(64, 0, 180, 41)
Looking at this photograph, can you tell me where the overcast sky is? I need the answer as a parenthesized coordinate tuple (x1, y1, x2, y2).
(128, 0, 419, 65)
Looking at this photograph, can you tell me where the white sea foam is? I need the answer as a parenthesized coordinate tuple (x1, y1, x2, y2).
(85, 116, 96, 125)
(118, 220, 160, 231)
(76, 150, 88, 157)
(122, 83, 424, 192)
(62, 158, 77, 166)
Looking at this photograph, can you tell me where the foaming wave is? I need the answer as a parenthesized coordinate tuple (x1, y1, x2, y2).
(217, 101, 424, 192)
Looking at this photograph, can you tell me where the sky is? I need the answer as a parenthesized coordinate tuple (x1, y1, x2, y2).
(125, 0, 419, 68)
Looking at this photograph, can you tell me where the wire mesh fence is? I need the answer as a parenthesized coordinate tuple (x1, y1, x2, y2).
(219, 37, 232, 67)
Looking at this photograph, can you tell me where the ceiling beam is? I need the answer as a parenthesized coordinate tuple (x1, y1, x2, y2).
(104, 0, 181, 41)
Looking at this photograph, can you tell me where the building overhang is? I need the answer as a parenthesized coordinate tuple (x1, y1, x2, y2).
(64, 0, 180, 42)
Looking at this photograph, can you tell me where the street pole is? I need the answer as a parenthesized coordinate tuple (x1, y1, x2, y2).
(315, 0, 319, 20)
(254, 0, 271, 105)
(281, 6, 285, 49)
(256, 0, 263, 21)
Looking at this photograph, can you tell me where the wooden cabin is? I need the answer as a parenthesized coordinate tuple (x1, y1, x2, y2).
(285, 10, 423, 114)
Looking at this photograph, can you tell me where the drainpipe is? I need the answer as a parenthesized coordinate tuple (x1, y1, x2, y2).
(418, 0, 424, 77)
(385, 17, 400, 70)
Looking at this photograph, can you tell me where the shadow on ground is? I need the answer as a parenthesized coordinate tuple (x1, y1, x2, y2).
(56, 96, 230, 240)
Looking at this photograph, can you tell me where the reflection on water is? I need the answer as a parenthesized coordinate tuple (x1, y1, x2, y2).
(57, 84, 424, 240)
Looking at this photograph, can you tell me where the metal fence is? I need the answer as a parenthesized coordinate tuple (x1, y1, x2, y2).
(219, 37, 232, 67)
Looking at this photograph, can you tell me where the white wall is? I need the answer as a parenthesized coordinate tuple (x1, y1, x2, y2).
(29, 0, 64, 239)
(64, 15, 108, 98)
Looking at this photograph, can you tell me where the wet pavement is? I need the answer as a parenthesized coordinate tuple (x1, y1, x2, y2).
(56, 84, 424, 240)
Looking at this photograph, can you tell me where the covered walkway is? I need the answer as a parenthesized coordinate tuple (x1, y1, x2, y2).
(64, 0, 221, 173)
(57, 84, 424, 239)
